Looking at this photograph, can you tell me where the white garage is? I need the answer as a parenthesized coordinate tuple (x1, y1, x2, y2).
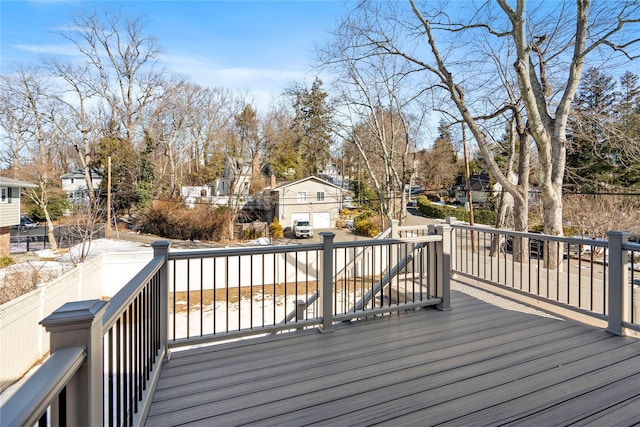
(312, 212, 331, 229)
(272, 176, 345, 230)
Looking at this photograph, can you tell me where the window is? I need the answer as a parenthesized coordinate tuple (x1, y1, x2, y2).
(297, 192, 307, 202)
(316, 192, 325, 202)
(0, 187, 7, 203)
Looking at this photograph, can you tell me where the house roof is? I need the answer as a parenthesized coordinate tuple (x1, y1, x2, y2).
(0, 176, 37, 188)
(273, 176, 345, 192)
(61, 168, 102, 179)
(456, 173, 490, 191)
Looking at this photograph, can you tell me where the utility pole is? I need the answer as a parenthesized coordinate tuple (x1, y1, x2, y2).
(107, 156, 111, 239)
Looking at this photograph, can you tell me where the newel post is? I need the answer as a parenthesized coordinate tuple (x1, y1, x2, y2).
(435, 224, 452, 311)
(428, 224, 436, 288)
(390, 219, 399, 238)
(445, 217, 458, 275)
(152, 240, 171, 353)
(41, 299, 107, 427)
(390, 219, 400, 274)
(606, 231, 629, 336)
(319, 232, 335, 332)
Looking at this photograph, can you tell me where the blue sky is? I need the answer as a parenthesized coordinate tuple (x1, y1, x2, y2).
(1, 0, 352, 109)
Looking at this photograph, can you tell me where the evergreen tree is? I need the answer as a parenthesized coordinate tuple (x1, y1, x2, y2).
(233, 104, 261, 160)
(419, 120, 458, 190)
(289, 77, 334, 176)
(566, 67, 617, 192)
(613, 71, 640, 188)
(93, 121, 140, 214)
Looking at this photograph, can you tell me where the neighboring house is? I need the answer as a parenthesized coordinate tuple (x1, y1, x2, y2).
(454, 173, 492, 204)
(271, 176, 345, 229)
(181, 185, 216, 208)
(318, 162, 348, 189)
(213, 158, 253, 198)
(61, 168, 103, 203)
(181, 158, 255, 208)
(0, 176, 37, 256)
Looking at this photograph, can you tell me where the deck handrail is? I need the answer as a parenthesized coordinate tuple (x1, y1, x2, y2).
(0, 346, 85, 427)
(449, 219, 639, 336)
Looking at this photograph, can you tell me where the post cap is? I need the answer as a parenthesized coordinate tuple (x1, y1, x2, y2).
(41, 299, 107, 329)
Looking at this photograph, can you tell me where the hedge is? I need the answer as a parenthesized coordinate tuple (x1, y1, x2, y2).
(416, 196, 496, 225)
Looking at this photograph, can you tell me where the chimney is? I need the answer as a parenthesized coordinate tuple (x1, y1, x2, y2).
(271, 174, 276, 188)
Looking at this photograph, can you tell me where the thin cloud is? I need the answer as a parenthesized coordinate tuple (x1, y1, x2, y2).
(11, 43, 78, 57)
(161, 52, 308, 107)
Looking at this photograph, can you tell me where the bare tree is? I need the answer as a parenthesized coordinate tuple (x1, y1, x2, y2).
(148, 78, 203, 198)
(45, 58, 101, 205)
(188, 86, 234, 180)
(0, 69, 35, 170)
(262, 103, 299, 180)
(492, 0, 639, 264)
(0, 66, 66, 250)
(60, 9, 165, 145)
(319, 41, 426, 225)
(335, 0, 639, 265)
(564, 194, 640, 239)
(417, 121, 459, 192)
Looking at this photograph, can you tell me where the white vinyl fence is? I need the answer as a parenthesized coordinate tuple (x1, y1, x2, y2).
(0, 251, 152, 393)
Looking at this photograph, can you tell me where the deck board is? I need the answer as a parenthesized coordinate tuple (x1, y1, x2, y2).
(145, 288, 640, 426)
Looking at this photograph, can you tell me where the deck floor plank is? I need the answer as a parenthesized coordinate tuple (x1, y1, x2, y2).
(507, 373, 640, 426)
(579, 395, 640, 426)
(145, 289, 640, 427)
(150, 319, 584, 423)
(152, 301, 541, 398)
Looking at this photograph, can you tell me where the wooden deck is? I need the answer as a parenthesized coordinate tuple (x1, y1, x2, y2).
(145, 287, 640, 426)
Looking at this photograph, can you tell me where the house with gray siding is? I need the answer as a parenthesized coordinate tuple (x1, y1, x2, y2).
(0, 176, 37, 255)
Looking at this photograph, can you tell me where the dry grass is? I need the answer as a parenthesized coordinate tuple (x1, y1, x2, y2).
(170, 282, 321, 308)
(168, 277, 384, 312)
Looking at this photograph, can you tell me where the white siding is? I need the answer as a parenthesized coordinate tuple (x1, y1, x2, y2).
(0, 187, 20, 227)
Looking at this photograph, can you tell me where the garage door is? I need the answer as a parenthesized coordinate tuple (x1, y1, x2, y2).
(291, 212, 310, 228)
(312, 212, 331, 229)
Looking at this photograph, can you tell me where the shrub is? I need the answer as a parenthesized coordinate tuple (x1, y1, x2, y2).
(0, 256, 15, 269)
(416, 196, 496, 225)
(335, 218, 346, 229)
(473, 208, 497, 225)
(142, 201, 232, 241)
(268, 217, 284, 238)
(28, 193, 69, 222)
(354, 211, 382, 237)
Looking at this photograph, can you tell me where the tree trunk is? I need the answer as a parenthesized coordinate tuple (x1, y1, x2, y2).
(44, 213, 58, 252)
(541, 181, 564, 268)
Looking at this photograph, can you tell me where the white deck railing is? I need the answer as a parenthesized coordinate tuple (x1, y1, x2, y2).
(0, 251, 152, 393)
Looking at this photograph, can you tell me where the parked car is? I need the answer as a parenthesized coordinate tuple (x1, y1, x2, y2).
(19, 215, 38, 228)
(506, 232, 586, 259)
(293, 220, 313, 239)
(424, 194, 446, 206)
(344, 196, 356, 209)
(506, 232, 545, 258)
